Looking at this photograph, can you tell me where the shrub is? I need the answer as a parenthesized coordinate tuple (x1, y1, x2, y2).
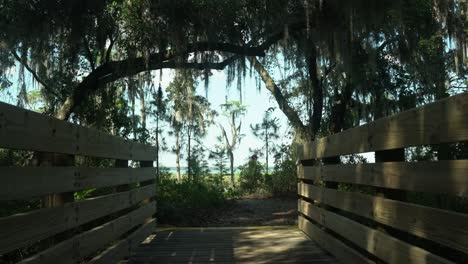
(155, 167, 227, 225)
(267, 144, 297, 196)
(238, 159, 264, 193)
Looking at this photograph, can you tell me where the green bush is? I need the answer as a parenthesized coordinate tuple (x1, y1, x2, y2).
(155, 168, 227, 225)
(268, 157, 296, 196)
(267, 144, 297, 196)
(238, 159, 264, 193)
(237, 144, 298, 196)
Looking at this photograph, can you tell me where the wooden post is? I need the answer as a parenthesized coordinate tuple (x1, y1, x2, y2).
(115, 159, 130, 192)
(138, 160, 156, 251)
(374, 148, 406, 239)
(34, 153, 75, 207)
(322, 156, 340, 189)
(140, 160, 155, 203)
(375, 148, 405, 200)
(33, 152, 75, 250)
(436, 144, 451, 209)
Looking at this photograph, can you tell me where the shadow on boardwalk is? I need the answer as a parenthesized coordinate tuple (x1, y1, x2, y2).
(128, 227, 337, 264)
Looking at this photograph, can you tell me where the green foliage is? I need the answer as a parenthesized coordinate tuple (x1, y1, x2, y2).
(0, 149, 32, 166)
(155, 167, 227, 225)
(0, 0, 467, 235)
(219, 100, 248, 186)
(74, 188, 96, 201)
(186, 144, 210, 182)
(341, 153, 368, 164)
(250, 107, 280, 174)
(209, 143, 229, 177)
(267, 144, 297, 196)
(238, 159, 264, 193)
(237, 143, 298, 197)
(220, 100, 247, 118)
(407, 146, 438, 161)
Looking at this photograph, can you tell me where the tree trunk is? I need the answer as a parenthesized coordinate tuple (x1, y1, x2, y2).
(187, 125, 192, 181)
(307, 52, 324, 137)
(265, 127, 269, 175)
(33, 153, 75, 207)
(131, 91, 137, 141)
(329, 80, 353, 135)
(175, 130, 181, 181)
(155, 114, 160, 182)
(139, 89, 146, 136)
(250, 57, 309, 139)
(229, 150, 235, 187)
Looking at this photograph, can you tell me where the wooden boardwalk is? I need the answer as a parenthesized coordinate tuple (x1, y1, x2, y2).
(127, 226, 338, 264)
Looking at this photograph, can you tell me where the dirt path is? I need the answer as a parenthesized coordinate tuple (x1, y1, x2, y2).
(215, 198, 297, 226)
(167, 197, 298, 227)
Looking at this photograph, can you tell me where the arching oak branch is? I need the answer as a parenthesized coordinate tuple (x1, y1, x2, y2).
(57, 20, 306, 120)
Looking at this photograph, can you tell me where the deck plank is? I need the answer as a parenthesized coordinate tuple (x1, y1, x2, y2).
(128, 226, 338, 263)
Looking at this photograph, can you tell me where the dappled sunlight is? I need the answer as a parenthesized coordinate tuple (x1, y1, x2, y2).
(141, 234, 157, 244)
(272, 209, 296, 216)
(129, 227, 336, 263)
(165, 231, 173, 240)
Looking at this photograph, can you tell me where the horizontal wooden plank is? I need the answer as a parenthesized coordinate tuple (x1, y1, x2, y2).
(0, 167, 156, 200)
(298, 160, 468, 197)
(19, 201, 155, 263)
(298, 215, 374, 264)
(129, 227, 337, 264)
(89, 218, 156, 264)
(131, 250, 333, 263)
(299, 200, 453, 264)
(298, 183, 468, 254)
(304, 92, 468, 159)
(0, 184, 155, 254)
(0, 102, 156, 160)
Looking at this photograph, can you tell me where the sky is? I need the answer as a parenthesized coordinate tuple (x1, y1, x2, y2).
(153, 69, 292, 168)
(1, 62, 377, 168)
(0, 64, 293, 168)
(152, 68, 375, 167)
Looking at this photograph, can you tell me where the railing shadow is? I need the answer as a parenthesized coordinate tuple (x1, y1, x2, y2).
(128, 227, 335, 263)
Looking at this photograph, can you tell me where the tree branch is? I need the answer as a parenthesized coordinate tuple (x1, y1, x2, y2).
(10, 50, 62, 99)
(105, 33, 117, 63)
(56, 20, 306, 120)
(219, 124, 232, 148)
(56, 55, 241, 119)
(83, 37, 96, 71)
(249, 56, 309, 140)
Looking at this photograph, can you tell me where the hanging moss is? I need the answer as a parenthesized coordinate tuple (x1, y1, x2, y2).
(0, 0, 465, 122)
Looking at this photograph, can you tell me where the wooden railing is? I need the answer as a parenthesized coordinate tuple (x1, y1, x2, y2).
(0, 102, 157, 263)
(298, 92, 468, 263)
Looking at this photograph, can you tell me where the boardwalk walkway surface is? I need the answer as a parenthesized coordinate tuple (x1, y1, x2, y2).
(127, 226, 338, 264)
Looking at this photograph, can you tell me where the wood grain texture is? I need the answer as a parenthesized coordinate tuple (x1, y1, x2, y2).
(304, 92, 468, 159)
(0, 184, 155, 254)
(0, 102, 156, 160)
(299, 200, 453, 264)
(127, 226, 337, 264)
(298, 216, 374, 264)
(298, 183, 468, 254)
(89, 218, 156, 264)
(298, 160, 468, 196)
(0, 167, 156, 200)
(19, 201, 156, 264)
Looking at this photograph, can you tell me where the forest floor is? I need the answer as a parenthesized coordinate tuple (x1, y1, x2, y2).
(160, 195, 298, 227)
